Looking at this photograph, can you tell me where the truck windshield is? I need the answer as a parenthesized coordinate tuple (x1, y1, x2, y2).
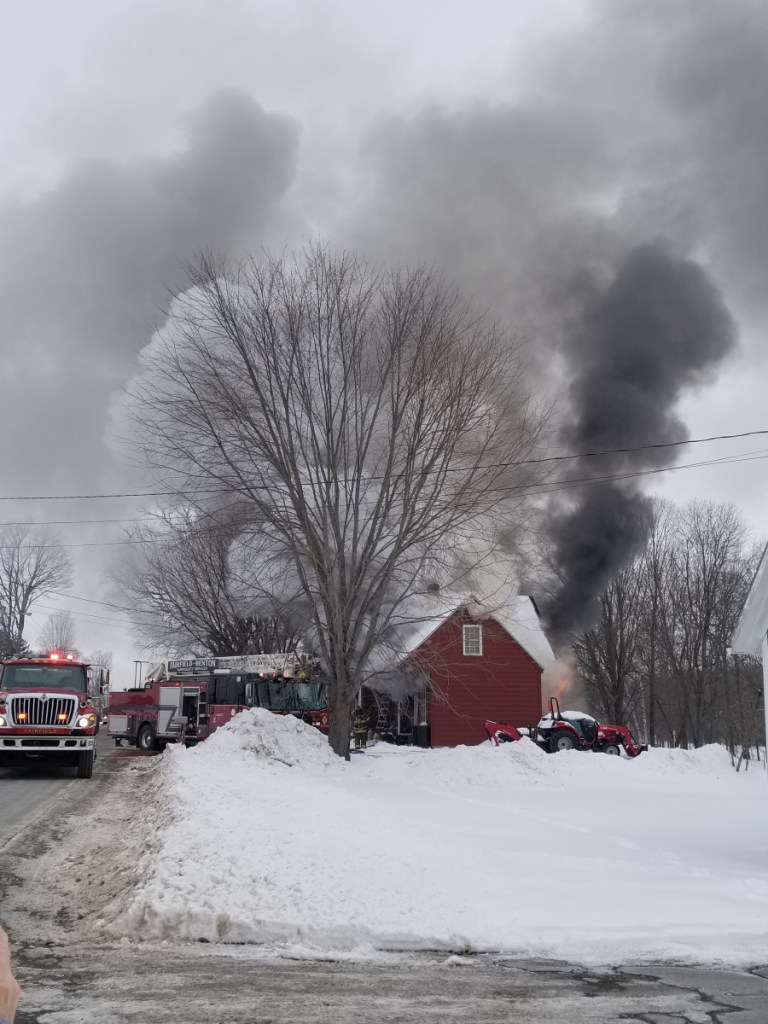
(252, 680, 327, 711)
(1, 664, 86, 691)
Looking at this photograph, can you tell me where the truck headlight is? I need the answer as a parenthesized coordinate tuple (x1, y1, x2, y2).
(0, 715, 6, 727)
(77, 714, 96, 728)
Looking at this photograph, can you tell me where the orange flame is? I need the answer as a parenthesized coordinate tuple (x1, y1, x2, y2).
(542, 658, 575, 707)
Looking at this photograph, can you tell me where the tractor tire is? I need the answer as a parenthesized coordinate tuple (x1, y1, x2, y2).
(137, 723, 156, 752)
(77, 749, 94, 779)
(551, 732, 575, 752)
(602, 743, 621, 756)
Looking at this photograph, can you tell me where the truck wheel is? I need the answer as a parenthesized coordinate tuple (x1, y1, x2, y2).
(137, 723, 156, 751)
(602, 743, 621, 756)
(551, 732, 575, 752)
(77, 749, 94, 779)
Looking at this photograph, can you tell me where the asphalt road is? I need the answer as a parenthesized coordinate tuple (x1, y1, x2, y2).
(0, 732, 110, 849)
(10, 947, 768, 1024)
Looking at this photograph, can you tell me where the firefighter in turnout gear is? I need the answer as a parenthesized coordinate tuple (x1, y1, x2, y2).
(353, 707, 370, 748)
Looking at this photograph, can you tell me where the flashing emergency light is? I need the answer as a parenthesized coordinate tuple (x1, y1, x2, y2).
(50, 652, 60, 660)
(17, 712, 27, 721)
(66, 653, 74, 660)
(57, 712, 68, 722)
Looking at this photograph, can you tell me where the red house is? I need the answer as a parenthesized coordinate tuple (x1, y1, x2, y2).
(382, 595, 554, 748)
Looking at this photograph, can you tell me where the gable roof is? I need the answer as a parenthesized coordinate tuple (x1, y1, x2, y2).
(402, 593, 555, 670)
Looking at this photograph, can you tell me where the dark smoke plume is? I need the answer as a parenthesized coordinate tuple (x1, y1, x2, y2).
(0, 88, 298, 499)
(3, 0, 765, 665)
(0, 88, 299, 660)
(543, 243, 736, 642)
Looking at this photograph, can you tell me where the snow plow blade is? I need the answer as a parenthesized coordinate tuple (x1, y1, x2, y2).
(485, 720, 525, 745)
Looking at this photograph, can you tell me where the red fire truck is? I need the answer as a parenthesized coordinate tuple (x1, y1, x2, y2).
(108, 652, 329, 750)
(0, 653, 103, 778)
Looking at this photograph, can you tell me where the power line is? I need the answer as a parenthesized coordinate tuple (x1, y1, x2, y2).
(514, 447, 768, 500)
(49, 591, 134, 613)
(0, 488, 221, 502)
(0, 428, 766, 503)
(31, 601, 149, 629)
(0, 517, 156, 528)
(25, 445, 767, 629)
(0, 444, 764, 548)
(512, 429, 768, 466)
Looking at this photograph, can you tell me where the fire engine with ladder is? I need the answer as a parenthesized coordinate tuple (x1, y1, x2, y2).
(107, 651, 328, 750)
(0, 652, 106, 778)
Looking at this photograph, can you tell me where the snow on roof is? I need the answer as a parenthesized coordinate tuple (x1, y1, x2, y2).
(401, 592, 555, 670)
(490, 596, 556, 670)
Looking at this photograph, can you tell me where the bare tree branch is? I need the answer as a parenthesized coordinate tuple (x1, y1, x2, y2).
(129, 245, 546, 756)
(37, 609, 78, 655)
(0, 526, 72, 654)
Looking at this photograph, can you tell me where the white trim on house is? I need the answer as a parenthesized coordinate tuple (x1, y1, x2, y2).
(462, 623, 483, 656)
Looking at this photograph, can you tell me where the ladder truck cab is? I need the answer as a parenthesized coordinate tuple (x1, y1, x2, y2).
(108, 651, 328, 750)
(0, 653, 100, 778)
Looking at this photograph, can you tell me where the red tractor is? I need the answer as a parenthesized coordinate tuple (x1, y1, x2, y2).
(485, 697, 647, 757)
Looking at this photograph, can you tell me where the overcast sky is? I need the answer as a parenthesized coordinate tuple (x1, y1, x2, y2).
(1, 0, 766, 677)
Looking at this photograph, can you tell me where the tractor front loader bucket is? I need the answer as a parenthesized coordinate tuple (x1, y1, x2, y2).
(612, 727, 647, 757)
(485, 720, 525, 746)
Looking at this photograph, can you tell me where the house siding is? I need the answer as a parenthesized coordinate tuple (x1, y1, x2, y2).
(408, 610, 544, 747)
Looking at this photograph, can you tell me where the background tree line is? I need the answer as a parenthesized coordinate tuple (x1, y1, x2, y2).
(570, 498, 763, 757)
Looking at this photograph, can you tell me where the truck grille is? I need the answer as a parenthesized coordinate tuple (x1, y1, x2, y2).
(9, 695, 77, 727)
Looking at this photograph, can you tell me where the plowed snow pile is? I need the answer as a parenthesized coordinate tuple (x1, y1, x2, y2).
(112, 709, 768, 964)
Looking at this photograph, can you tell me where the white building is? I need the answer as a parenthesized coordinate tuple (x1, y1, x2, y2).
(731, 542, 768, 757)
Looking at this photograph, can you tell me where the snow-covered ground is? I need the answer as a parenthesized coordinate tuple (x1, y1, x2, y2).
(112, 710, 768, 965)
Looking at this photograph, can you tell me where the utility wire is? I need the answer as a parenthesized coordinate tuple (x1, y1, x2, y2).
(31, 601, 150, 629)
(28, 446, 768, 625)
(49, 591, 135, 613)
(0, 427, 766, 503)
(0, 443, 765, 547)
(522, 429, 768, 463)
(0, 517, 157, 527)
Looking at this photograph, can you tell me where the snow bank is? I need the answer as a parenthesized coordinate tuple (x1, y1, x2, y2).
(197, 705, 341, 770)
(111, 710, 768, 965)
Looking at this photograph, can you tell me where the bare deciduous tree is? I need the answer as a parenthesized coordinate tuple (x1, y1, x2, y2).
(89, 648, 114, 670)
(572, 498, 762, 752)
(120, 506, 303, 658)
(655, 500, 752, 746)
(37, 609, 77, 655)
(572, 563, 646, 727)
(130, 246, 545, 756)
(0, 527, 72, 654)
(637, 498, 675, 745)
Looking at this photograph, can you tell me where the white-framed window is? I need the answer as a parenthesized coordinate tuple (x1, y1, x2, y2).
(463, 624, 482, 656)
